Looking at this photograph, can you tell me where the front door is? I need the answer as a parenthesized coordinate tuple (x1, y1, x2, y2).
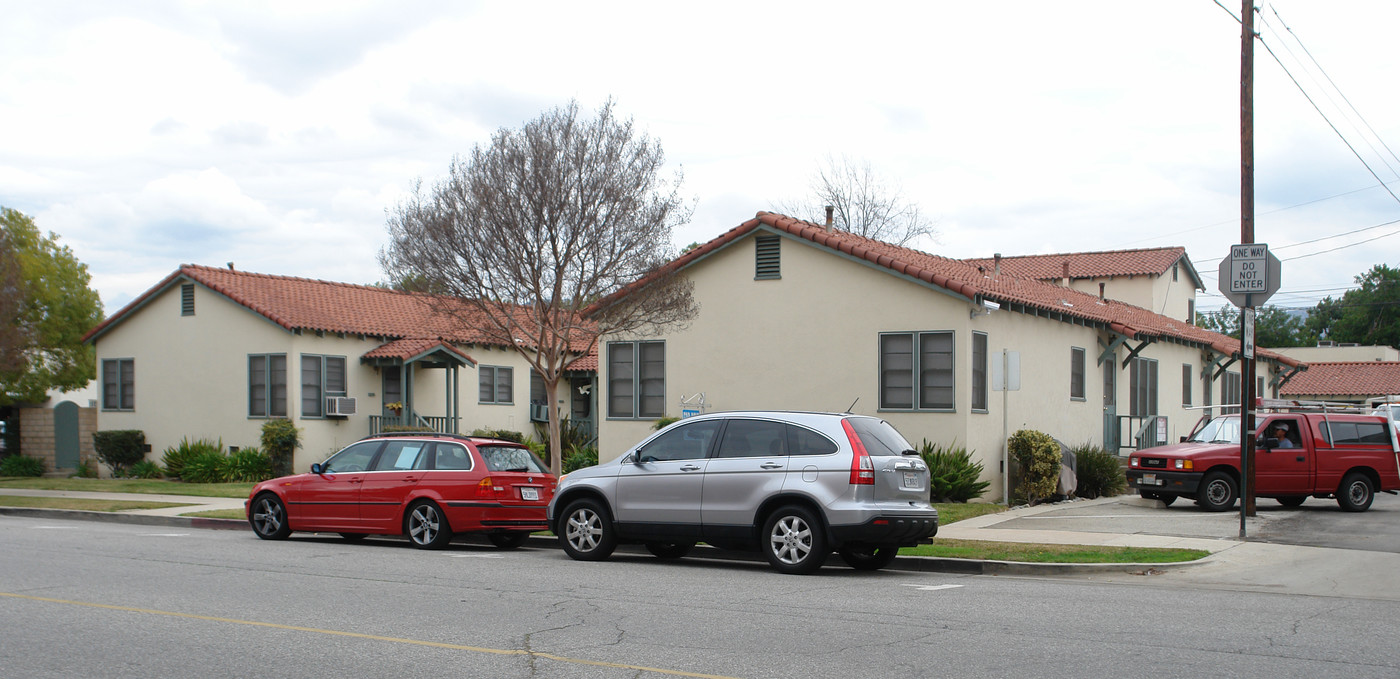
(358, 440, 430, 530)
(289, 440, 381, 529)
(1102, 351, 1119, 452)
(701, 419, 788, 529)
(1256, 417, 1310, 494)
(614, 420, 719, 538)
(53, 401, 80, 469)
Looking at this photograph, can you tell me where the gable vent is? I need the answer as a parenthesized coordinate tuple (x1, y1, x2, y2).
(181, 283, 195, 316)
(755, 235, 780, 280)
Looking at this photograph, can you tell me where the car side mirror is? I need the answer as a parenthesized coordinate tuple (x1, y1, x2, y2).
(1179, 435, 1188, 443)
(310, 462, 324, 474)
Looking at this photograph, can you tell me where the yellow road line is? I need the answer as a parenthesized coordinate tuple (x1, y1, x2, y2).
(1, 591, 741, 679)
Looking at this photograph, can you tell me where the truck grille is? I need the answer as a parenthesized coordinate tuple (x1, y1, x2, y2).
(1139, 458, 1167, 468)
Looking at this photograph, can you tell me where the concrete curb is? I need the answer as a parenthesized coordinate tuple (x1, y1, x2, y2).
(0, 506, 1214, 575)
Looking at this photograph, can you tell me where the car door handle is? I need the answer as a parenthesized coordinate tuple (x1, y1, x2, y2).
(402, 476, 418, 482)
(1296, 456, 1305, 462)
(679, 464, 702, 472)
(759, 462, 783, 469)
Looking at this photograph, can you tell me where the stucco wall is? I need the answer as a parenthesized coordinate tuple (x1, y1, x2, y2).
(18, 403, 97, 472)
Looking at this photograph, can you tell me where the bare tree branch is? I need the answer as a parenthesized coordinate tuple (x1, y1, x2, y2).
(778, 154, 939, 247)
(380, 99, 696, 474)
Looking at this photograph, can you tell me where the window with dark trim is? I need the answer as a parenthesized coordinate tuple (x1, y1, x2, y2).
(181, 283, 194, 316)
(479, 365, 514, 405)
(971, 332, 988, 412)
(301, 354, 347, 417)
(1070, 347, 1086, 400)
(1129, 357, 1158, 417)
(880, 331, 954, 411)
(755, 234, 780, 280)
(1221, 370, 1241, 410)
(607, 340, 665, 418)
(1182, 364, 1193, 406)
(102, 358, 135, 411)
(249, 354, 287, 417)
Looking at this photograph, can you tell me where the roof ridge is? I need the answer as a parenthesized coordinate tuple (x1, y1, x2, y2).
(963, 245, 1186, 262)
(181, 263, 412, 296)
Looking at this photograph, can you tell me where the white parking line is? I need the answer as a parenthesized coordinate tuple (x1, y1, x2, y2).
(901, 584, 963, 592)
(446, 554, 505, 559)
(141, 533, 191, 537)
(1022, 514, 1168, 519)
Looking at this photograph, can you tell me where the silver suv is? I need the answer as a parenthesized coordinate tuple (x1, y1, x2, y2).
(547, 412, 938, 574)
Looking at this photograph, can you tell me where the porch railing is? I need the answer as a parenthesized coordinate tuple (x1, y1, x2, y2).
(368, 414, 461, 436)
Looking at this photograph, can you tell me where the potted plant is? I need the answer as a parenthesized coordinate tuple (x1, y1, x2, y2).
(385, 401, 404, 415)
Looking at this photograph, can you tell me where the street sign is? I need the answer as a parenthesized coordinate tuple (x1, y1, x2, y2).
(1242, 307, 1255, 359)
(1217, 244, 1281, 307)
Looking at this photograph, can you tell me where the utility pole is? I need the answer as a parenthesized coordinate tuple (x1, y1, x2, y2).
(1239, 0, 1257, 536)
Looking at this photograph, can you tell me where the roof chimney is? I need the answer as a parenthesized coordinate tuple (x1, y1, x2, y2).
(1099, 282, 1106, 301)
(1062, 260, 1070, 286)
(993, 253, 1002, 277)
(227, 262, 235, 270)
(824, 205, 834, 233)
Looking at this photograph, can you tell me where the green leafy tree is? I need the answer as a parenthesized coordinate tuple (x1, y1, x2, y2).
(0, 208, 104, 405)
(1305, 264, 1400, 349)
(1196, 305, 1315, 348)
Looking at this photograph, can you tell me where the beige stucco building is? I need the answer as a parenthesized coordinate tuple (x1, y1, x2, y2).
(591, 213, 1301, 502)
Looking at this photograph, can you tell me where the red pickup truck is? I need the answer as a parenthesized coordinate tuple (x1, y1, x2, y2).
(1126, 409, 1400, 512)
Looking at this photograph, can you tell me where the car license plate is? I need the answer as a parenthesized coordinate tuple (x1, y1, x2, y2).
(520, 487, 539, 501)
(1141, 473, 1156, 485)
(903, 472, 921, 488)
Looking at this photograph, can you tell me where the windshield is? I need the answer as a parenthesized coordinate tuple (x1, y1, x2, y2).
(1189, 417, 1241, 444)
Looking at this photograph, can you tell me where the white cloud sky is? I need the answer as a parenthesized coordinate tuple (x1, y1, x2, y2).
(3, 1, 1398, 315)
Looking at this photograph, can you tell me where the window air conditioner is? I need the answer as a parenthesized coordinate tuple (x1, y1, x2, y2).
(326, 396, 357, 417)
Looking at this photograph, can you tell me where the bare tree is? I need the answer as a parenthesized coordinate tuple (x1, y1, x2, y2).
(779, 155, 938, 247)
(381, 99, 696, 475)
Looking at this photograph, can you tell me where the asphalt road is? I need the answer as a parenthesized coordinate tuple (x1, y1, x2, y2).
(2, 515, 1398, 678)
(991, 490, 1400, 553)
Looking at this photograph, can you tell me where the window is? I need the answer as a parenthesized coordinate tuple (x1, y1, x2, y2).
(1128, 357, 1158, 417)
(479, 365, 514, 405)
(530, 370, 547, 405)
(1182, 364, 1193, 407)
(301, 354, 347, 417)
(249, 354, 287, 417)
(755, 234, 780, 280)
(715, 419, 787, 458)
(787, 424, 839, 456)
(1257, 376, 1265, 401)
(181, 283, 194, 316)
(372, 441, 429, 471)
(321, 440, 381, 473)
(879, 331, 954, 411)
(637, 420, 720, 461)
(1103, 349, 1116, 407)
(971, 332, 988, 411)
(434, 443, 473, 470)
(1319, 421, 1391, 446)
(1070, 347, 1086, 400)
(1173, 264, 1179, 282)
(1221, 371, 1242, 410)
(1187, 299, 1195, 325)
(101, 358, 135, 411)
(607, 341, 665, 418)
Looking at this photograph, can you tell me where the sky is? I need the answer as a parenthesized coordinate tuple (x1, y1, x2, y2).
(3, 1, 1399, 318)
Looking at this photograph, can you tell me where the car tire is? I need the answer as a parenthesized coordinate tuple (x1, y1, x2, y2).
(1196, 471, 1237, 512)
(1277, 496, 1306, 508)
(1337, 473, 1374, 512)
(645, 542, 695, 560)
(488, 532, 530, 549)
(405, 500, 453, 549)
(761, 505, 829, 575)
(249, 493, 291, 540)
(838, 545, 900, 571)
(559, 499, 616, 561)
(1158, 494, 1177, 507)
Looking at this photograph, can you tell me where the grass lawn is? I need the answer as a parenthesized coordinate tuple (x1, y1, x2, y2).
(901, 539, 1208, 563)
(0, 477, 254, 498)
(0, 496, 193, 512)
(185, 508, 247, 520)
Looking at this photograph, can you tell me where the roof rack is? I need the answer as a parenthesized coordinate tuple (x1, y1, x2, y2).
(1255, 398, 1370, 414)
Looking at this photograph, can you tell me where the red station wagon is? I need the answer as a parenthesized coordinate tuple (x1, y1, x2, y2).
(247, 433, 556, 549)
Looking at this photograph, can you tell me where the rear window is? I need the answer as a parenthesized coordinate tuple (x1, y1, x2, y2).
(1319, 421, 1391, 446)
(844, 417, 914, 456)
(478, 445, 548, 473)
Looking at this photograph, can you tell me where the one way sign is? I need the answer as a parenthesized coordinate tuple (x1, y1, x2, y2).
(1217, 244, 1281, 307)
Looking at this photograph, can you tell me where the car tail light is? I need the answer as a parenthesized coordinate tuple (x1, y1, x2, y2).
(477, 477, 505, 497)
(842, 419, 875, 485)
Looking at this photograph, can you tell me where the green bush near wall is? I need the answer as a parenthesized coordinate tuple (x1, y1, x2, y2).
(260, 419, 301, 477)
(1008, 429, 1060, 505)
(93, 430, 146, 477)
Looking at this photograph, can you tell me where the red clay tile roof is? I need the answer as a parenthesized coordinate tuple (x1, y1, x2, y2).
(363, 338, 477, 365)
(566, 351, 598, 372)
(963, 247, 1200, 287)
(1279, 362, 1400, 397)
(589, 212, 1299, 367)
(84, 265, 595, 355)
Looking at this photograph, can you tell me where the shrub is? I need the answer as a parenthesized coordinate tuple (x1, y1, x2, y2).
(0, 454, 46, 477)
(919, 440, 990, 503)
(523, 439, 549, 467)
(73, 459, 97, 478)
(1073, 443, 1126, 499)
(1008, 429, 1060, 505)
(260, 419, 301, 477)
(181, 450, 229, 483)
(93, 430, 146, 477)
(563, 446, 599, 474)
(225, 447, 273, 482)
(129, 460, 164, 479)
(163, 437, 223, 480)
(652, 416, 679, 431)
(471, 428, 524, 443)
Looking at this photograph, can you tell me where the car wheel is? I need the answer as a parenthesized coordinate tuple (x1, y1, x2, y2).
(338, 533, 368, 541)
(405, 501, 453, 549)
(488, 532, 530, 549)
(1277, 496, 1306, 508)
(1337, 473, 1374, 512)
(838, 545, 900, 571)
(761, 505, 828, 575)
(645, 541, 695, 560)
(1196, 471, 1237, 512)
(559, 499, 616, 561)
(1158, 494, 1177, 507)
(249, 493, 291, 540)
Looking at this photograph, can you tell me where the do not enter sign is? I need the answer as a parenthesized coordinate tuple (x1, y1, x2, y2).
(1217, 244, 1281, 307)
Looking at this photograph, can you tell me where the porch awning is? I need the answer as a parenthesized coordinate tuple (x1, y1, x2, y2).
(361, 337, 476, 368)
